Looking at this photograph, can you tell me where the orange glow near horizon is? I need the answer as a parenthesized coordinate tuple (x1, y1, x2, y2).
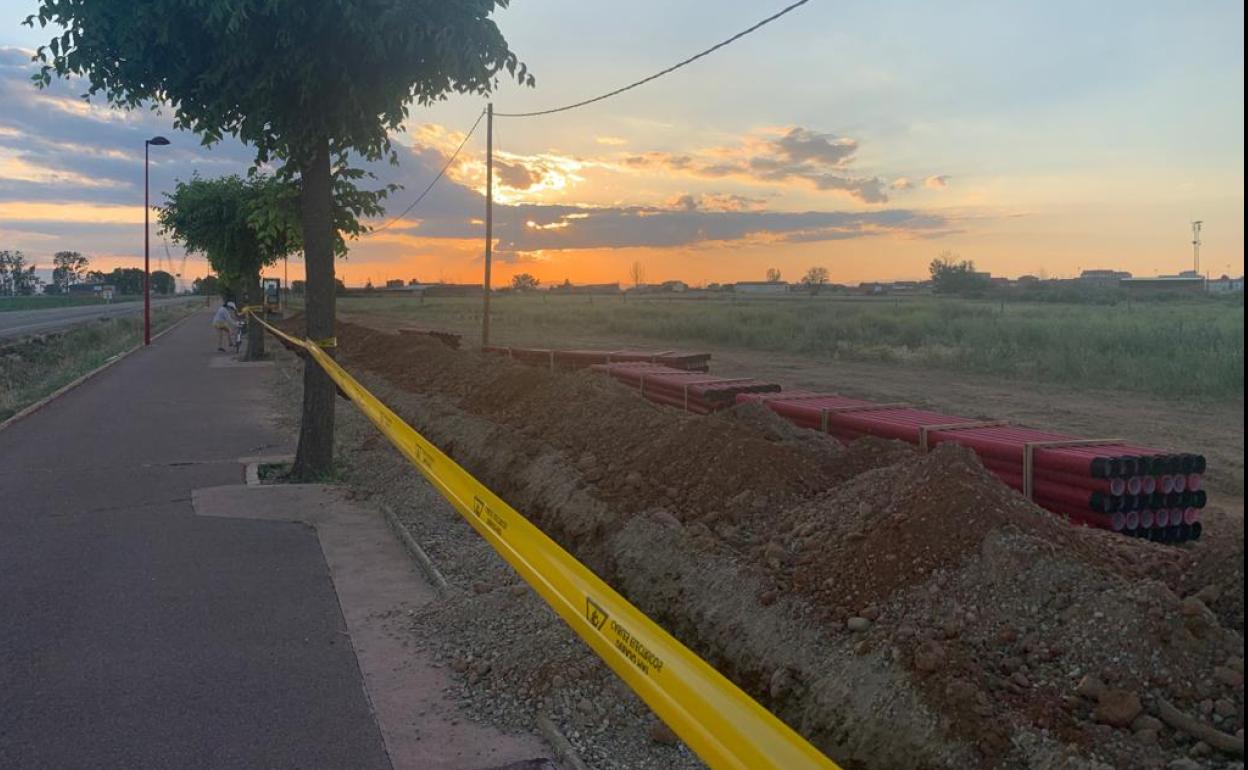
(0, 201, 144, 224)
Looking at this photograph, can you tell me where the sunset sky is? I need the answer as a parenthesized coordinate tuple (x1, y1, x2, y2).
(1, 0, 1243, 289)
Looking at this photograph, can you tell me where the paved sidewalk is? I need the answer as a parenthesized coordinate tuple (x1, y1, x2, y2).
(0, 310, 391, 770)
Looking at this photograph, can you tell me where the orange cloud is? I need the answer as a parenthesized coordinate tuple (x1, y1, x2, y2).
(0, 200, 144, 223)
(617, 127, 898, 204)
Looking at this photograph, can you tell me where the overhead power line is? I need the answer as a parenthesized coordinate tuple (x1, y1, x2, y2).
(368, 109, 487, 235)
(494, 0, 812, 118)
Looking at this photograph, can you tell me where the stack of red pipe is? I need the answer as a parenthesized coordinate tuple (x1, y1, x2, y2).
(483, 345, 710, 372)
(592, 362, 780, 414)
(737, 391, 1206, 543)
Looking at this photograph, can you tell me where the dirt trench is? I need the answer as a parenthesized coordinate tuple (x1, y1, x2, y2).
(308, 320, 1245, 770)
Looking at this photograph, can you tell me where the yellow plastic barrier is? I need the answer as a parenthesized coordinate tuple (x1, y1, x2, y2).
(254, 314, 841, 770)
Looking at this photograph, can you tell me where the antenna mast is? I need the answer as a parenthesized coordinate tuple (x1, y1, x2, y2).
(1191, 220, 1203, 274)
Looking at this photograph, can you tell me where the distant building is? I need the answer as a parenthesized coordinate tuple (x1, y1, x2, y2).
(1208, 275, 1244, 294)
(67, 283, 104, 295)
(890, 281, 922, 293)
(1016, 275, 1040, 284)
(385, 279, 405, 289)
(421, 283, 482, 297)
(659, 280, 688, 293)
(382, 282, 419, 292)
(549, 282, 621, 295)
(1079, 269, 1133, 287)
(733, 281, 789, 295)
(1119, 276, 1205, 295)
(858, 282, 887, 295)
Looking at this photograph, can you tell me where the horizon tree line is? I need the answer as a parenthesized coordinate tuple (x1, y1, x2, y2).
(0, 249, 187, 297)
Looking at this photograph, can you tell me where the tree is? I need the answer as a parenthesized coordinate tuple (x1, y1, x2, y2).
(929, 251, 990, 295)
(192, 275, 221, 296)
(630, 261, 646, 288)
(151, 270, 176, 295)
(0, 250, 42, 296)
(800, 266, 830, 295)
(85, 269, 106, 284)
(161, 173, 306, 358)
(0, 250, 13, 295)
(766, 267, 782, 283)
(106, 267, 146, 295)
(29, 1, 531, 480)
(51, 251, 89, 293)
(511, 273, 540, 291)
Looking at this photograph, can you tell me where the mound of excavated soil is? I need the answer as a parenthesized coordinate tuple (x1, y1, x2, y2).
(294, 319, 1244, 770)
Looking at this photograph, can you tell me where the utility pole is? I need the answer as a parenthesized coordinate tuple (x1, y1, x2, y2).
(142, 135, 170, 345)
(1191, 220, 1203, 274)
(482, 103, 494, 347)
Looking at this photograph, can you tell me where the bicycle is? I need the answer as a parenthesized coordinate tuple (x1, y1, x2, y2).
(231, 317, 248, 357)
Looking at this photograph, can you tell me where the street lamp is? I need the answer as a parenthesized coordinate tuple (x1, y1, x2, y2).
(144, 135, 171, 345)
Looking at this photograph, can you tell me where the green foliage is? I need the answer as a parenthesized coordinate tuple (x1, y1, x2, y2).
(800, 266, 829, 294)
(247, 165, 392, 257)
(151, 270, 176, 294)
(159, 174, 298, 291)
(930, 252, 991, 295)
(105, 267, 146, 295)
(0, 294, 134, 312)
(51, 250, 89, 292)
(27, 0, 532, 167)
(0, 250, 43, 296)
(28, 0, 533, 474)
(342, 294, 1245, 401)
(511, 273, 540, 291)
(0, 302, 196, 420)
(192, 274, 221, 296)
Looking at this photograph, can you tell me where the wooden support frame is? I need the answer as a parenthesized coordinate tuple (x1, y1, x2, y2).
(917, 421, 1009, 452)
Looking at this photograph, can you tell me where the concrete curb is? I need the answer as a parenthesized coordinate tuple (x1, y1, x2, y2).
(241, 454, 296, 486)
(377, 501, 452, 599)
(536, 713, 594, 770)
(375, 502, 591, 770)
(0, 305, 198, 435)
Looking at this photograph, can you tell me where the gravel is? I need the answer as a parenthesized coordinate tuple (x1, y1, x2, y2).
(271, 356, 707, 770)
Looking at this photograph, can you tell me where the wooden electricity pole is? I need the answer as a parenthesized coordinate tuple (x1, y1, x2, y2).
(482, 103, 493, 347)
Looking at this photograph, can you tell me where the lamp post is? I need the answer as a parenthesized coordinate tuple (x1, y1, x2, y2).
(144, 136, 170, 345)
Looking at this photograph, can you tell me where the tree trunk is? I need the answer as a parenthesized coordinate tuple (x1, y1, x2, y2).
(244, 267, 266, 360)
(291, 137, 336, 481)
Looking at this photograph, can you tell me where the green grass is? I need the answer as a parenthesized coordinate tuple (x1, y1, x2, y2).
(0, 294, 141, 312)
(334, 293, 1244, 401)
(0, 303, 197, 421)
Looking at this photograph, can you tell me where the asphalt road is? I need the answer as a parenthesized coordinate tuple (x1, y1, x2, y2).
(0, 311, 392, 770)
(0, 297, 196, 339)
